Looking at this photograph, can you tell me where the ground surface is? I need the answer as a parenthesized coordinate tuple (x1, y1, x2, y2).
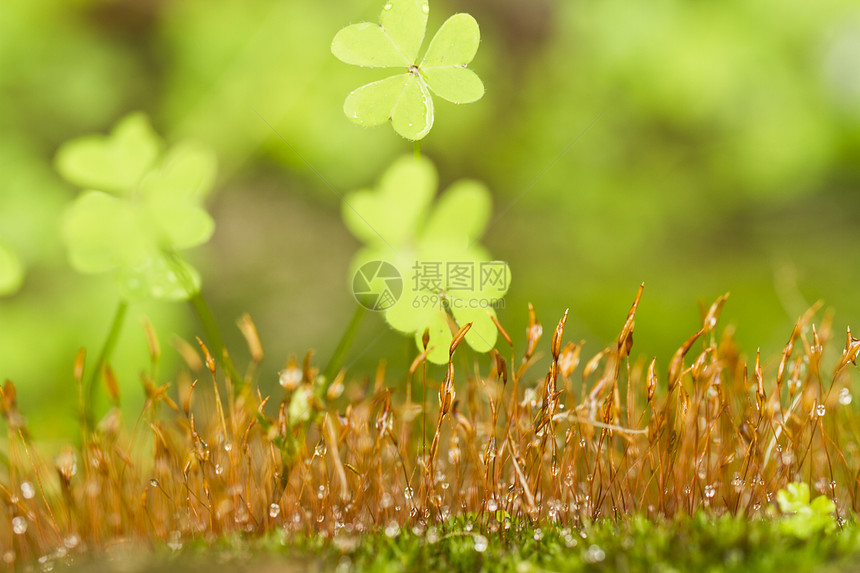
(57, 515, 860, 573)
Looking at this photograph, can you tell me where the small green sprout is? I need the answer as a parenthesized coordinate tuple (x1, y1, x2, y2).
(775, 481, 837, 539)
(0, 241, 24, 296)
(343, 155, 509, 364)
(332, 0, 484, 140)
(56, 113, 217, 301)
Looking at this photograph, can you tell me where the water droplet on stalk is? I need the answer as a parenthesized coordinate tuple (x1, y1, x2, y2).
(473, 535, 488, 552)
(20, 482, 34, 500)
(269, 503, 281, 518)
(12, 517, 27, 535)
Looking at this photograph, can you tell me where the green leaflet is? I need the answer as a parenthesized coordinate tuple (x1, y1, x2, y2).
(343, 155, 509, 364)
(57, 114, 217, 302)
(55, 113, 162, 195)
(332, 0, 484, 140)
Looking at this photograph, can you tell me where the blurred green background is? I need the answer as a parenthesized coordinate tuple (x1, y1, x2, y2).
(2, 0, 859, 434)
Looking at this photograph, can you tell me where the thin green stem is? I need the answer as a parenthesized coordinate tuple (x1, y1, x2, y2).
(189, 291, 244, 389)
(323, 305, 367, 382)
(85, 300, 128, 429)
(414, 140, 421, 159)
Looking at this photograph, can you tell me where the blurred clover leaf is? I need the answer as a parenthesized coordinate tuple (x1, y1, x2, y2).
(331, 0, 484, 141)
(775, 482, 837, 539)
(343, 155, 510, 364)
(0, 241, 24, 296)
(56, 113, 217, 302)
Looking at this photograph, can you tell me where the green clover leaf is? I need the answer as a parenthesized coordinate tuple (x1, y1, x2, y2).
(343, 155, 510, 364)
(0, 241, 24, 296)
(332, 0, 484, 140)
(56, 114, 217, 302)
(55, 113, 162, 195)
(776, 482, 837, 539)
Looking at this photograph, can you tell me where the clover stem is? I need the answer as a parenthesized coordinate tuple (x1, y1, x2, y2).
(414, 141, 421, 159)
(84, 299, 128, 429)
(189, 291, 244, 390)
(322, 304, 367, 383)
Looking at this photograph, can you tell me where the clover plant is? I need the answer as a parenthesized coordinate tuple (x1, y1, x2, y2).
(55, 113, 242, 425)
(331, 0, 484, 140)
(324, 0, 506, 373)
(343, 155, 510, 364)
(775, 482, 837, 539)
(56, 113, 216, 302)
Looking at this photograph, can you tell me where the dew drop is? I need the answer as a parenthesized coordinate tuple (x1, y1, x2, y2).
(12, 517, 27, 535)
(384, 522, 400, 537)
(403, 487, 414, 500)
(149, 479, 159, 488)
(584, 545, 606, 563)
(427, 527, 439, 544)
(269, 503, 281, 518)
(473, 534, 488, 552)
(422, 2, 429, 14)
(486, 498, 498, 512)
(167, 531, 183, 551)
(20, 482, 35, 500)
(383, 2, 392, 9)
(839, 388, 852, 405)
(816, 403, 827, 417)
(704, 485, 716, 499)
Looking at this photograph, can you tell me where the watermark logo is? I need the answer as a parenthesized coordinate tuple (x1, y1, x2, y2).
(352, 260, 403, 310)
(353, 259, 510, 312)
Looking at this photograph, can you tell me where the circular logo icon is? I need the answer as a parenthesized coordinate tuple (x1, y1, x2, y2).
(352, 260, 403, 311)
